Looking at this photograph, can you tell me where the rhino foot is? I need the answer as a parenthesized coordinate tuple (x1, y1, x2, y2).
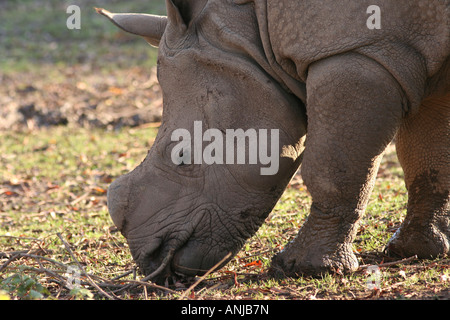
(270, 241, 359, 278)
(269, 208, 360, 278)
(270, 204, 364, 278)
(385, 216, 450, 259)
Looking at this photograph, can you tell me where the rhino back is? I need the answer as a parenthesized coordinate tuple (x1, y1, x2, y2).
(266, 0, 449, 109)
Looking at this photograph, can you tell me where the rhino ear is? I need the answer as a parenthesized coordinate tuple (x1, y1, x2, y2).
(165, 0, 188, 31)
(166, 0, 208, 29)
(95, 8, 167, 47)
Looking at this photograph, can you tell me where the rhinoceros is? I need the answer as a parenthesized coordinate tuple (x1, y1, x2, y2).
(98, 0, 449, 282)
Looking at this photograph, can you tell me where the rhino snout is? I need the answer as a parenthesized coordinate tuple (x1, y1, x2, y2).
(107, 175, 131, 233)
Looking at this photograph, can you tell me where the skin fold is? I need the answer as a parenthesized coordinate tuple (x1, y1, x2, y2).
(99, 0, 449, 281)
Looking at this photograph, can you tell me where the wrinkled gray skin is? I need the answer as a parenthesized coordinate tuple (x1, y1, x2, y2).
(99, 0, 449, 282)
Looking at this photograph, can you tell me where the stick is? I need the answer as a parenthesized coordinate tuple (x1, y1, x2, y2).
(0, 253, 20, 273)
(20, 266, 67, 284)
(0, 235, 43, 241)
(11, 253, 69, 269)
(110, 269, 135, 281)
(70, 191, 91, 206)
(0, 252, 107, 281)
(57, 233, 115, 300)
(179, 252, 232, 300)
(359, 255, 418, 269)
(122, 280, 178, 294)
(114, 249, 175, 293)
(377, 255, 418, 268)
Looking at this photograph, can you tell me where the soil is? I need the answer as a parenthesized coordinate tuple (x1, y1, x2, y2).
(0, 65, 163, 131)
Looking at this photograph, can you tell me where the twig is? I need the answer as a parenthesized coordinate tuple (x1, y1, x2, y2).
(70, 191, 91, 206)
(110, 269, 135, 281)
(143, 285, 148, 300)
(0, 235, 43, 242)
(122, 280, 178, 294)
(197, 283, 221, 299)
(0, 250, 29, 258)
(1, 243, 178, 299)
(114, 249, 175, 293)
(237, 249, 271, 261)
(57, 233, 115, 300)
(19, 265, 67, 284)
(359, 255, 418, 269)
(377, 255, 418, 268)
(179, 252, 232, 300)
(0, 252, 106, 281)
(0, 253, 20, 273)
(23, 253, 69, 269)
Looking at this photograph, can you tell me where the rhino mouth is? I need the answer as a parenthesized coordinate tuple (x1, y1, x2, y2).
(136, 230, 203, 283)
(137, 250, 203, 285)
(170, 243, 234, 278)
(137, 244, 180, 284)
(138, 237, 235, 284)
(140, 248, 176, 282)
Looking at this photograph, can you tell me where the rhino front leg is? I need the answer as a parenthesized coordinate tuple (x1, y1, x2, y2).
(386, 94, 450, 258)
(272, 53, 405, 277)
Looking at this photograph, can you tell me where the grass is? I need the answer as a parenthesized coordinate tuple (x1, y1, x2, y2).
(0, 0, 166, 73)
(0, 126, 157, 300)
(1, 127, 449, 300)
(1, 0, 449, 301)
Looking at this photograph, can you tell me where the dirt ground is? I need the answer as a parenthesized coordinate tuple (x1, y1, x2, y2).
(0, 65, 163, 131)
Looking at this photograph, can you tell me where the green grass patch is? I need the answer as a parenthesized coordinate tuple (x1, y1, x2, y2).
(0, 0, 166, 73)
(1, 127, 449, 300)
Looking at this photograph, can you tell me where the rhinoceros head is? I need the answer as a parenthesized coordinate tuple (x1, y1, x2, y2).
(98, 0, 306, 282)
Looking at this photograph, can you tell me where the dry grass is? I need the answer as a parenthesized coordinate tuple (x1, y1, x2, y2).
(1, 0, 448, 302)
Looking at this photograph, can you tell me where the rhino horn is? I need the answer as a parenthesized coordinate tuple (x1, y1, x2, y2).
(95, 8, 167, 47)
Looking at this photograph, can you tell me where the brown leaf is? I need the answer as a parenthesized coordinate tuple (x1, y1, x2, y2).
(108, 86, 124, 95)
(93, 187, 107, 194)
(2, 190, 18, 196)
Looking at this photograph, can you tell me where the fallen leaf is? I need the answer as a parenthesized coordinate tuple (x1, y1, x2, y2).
(46, 183, 60, 190)
(3, 190, 18, 196)
(109, 86, 124, 95)
(93, 187, 107, 194)
(243, 260, 262, 268)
